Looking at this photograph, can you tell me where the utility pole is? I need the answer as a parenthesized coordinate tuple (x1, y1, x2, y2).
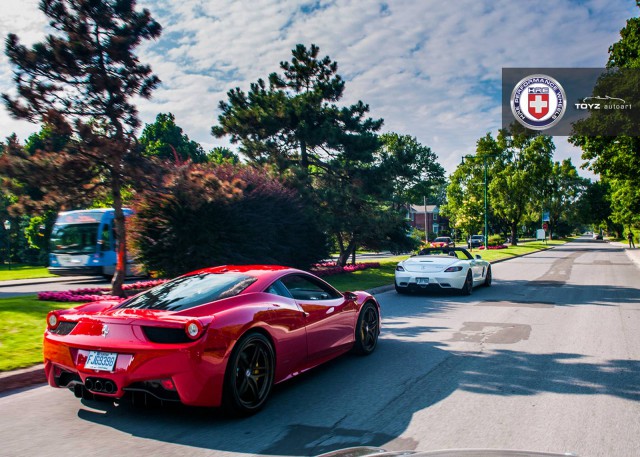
(424, 195, 428, 245)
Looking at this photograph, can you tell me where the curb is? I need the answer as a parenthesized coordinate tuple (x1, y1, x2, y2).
(366, 284, 395, 295)
(0, 364, 46, 393)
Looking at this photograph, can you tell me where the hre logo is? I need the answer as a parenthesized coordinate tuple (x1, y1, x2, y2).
(510, 75, 566, 130)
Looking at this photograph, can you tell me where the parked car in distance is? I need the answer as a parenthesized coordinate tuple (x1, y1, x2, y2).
(430, 236, 454, 248)
(593, 233, 603, 240)
(469, 235, 485, 248)
(43, 265, 381, 416)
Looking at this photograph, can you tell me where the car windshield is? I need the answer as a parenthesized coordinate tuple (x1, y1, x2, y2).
(420, 248, 472, 260)
(434, 237, 449, 242)
(49, 223, 99, 254)
(471, 236, 484, 240)
(119, 272, 257, 312)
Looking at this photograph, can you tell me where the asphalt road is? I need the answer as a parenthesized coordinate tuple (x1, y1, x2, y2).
(1, 237, 639, 457)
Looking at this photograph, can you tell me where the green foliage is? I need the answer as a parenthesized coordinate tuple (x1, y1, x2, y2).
(2, 0, 163, 294)
(213, 44, 432, 266)
(140, 113, 208, 163)
(129, 164, 328, 277)
(487, 234, 503, 247)
(208, 147, 240, 165)
(442, 130, 554, 245)
(378, 133, 446, 204)
(570, 3, 640, 238)
(543, 159, 587, 239)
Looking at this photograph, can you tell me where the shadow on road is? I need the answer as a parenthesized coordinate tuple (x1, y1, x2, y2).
(75, 326, 640, 455)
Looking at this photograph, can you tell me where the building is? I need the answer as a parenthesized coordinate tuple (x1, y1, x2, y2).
(407, 204, 449, 237)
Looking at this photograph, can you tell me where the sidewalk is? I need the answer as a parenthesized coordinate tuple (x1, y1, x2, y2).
(0, 275, 94, 288)
(609, 240, 640, 267)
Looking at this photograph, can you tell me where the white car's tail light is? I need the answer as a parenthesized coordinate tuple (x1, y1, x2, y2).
(185, 320, 204, 340)
(444, 266, 463, 272)
(395, 265, 405, 271)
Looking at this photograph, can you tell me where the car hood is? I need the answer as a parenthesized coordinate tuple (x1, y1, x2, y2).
(317, 447, 576, 457)
(401, 256, 460, 273)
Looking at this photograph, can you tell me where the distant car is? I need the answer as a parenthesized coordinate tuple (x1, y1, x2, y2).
(430, 236, 454, 248)
(469, 235, 485, 248)
(43, 265, 381, 416)
(593, 233, 603, 240)
(395, 247, 491, 295)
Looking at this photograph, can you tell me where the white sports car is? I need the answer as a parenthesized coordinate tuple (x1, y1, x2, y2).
(394, 247, 492, 295)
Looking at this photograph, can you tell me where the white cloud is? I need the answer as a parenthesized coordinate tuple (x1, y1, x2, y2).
(0, 0, 636, 178)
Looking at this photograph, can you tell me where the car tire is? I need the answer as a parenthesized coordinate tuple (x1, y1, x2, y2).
(461, 271, 473, 296)
(353, 302, 380, 355)
(395, 282, 409, 294)
(484, 266, 492, 287)
(223, 332, 275, 417)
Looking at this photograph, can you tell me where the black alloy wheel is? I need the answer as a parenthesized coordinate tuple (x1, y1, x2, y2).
(353, 302, 380, 355)
(461, 271, 473, 296)
(223, 332, 275, 416)
(484, 266, 492, 287)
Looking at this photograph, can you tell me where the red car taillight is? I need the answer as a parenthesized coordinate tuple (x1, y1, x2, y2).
(47, 311, 59, 330)
(185, 319, 204, 340)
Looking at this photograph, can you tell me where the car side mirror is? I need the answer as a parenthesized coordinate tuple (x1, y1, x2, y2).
(475, 255, 482, 260)
(343, 291, 358, 301)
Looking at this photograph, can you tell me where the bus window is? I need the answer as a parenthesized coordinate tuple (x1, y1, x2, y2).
(100, 225, 111, 251)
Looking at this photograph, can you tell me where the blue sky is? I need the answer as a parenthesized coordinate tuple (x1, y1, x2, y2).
(0, 0, 638, 178)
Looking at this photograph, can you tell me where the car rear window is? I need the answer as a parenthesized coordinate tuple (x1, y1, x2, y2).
(119, 273, 257, 312)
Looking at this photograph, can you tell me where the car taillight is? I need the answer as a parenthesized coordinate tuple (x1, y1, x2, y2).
(47, 311, 59, 330)
(185, 320, 204, 340)
(396, 265, 405, 271)
(444, 266, 463, 272)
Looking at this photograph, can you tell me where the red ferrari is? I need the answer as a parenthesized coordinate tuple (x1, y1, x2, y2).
(43, 265, 381, 415)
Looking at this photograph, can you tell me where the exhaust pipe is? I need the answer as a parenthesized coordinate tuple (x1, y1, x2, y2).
(94, 380, 103, 392)
(104, 381, 115, 394)
(84, 378, 94, 390)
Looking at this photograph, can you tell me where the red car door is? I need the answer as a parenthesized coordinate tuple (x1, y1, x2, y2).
(280, 274, 357, 361)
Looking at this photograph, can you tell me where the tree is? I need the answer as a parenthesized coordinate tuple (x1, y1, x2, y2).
(209, 146, 240, 165)
(214, 44, 403, 265)
(440, 160, 485, 241)
(2, 0, 161, 295)
(488, 131, 554, 245)
(139, 113, 208, 163)
(570, 2, 640, 218)
(377, 133, 446, 205)
(543, 159, 587, 240)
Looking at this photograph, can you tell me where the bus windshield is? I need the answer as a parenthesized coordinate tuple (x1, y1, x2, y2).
(50, 223, 100, 254)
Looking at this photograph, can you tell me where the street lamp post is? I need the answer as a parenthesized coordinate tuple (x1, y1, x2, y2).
(3, 220, 11, 270)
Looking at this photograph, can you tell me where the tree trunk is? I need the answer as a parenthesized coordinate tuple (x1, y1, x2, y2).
(511, 223, 518, 246)
(300, 140, 308, 170)
(111, 174, 126, 297)
(337, 237, 356, 267)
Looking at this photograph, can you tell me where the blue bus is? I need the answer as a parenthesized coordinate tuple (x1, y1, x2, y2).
(48, 208, 138, 277)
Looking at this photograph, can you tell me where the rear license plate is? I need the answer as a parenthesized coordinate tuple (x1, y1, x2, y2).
(416, 277, 429, 285)
(85, 351, 117, 371)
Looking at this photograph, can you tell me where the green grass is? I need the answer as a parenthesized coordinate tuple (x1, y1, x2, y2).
(324, 255, 409, 292)
(0, 264, 57, 281)
(466, 238, 568, 262)
(0, 296, 73, 371)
